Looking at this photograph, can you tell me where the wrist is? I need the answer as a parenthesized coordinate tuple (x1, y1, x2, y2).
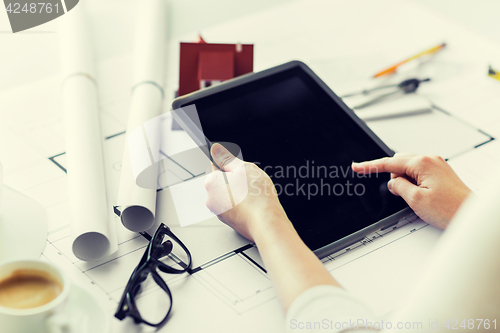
(248, 203, 293, 243)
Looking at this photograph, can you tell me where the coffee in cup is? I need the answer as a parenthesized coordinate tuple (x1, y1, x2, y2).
(0, 260, 71, 333)
(0, 268, 63, 309)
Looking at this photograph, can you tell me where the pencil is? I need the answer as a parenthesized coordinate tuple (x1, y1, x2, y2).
(373, 42, 446, 78)
(488, 66, 500, 81)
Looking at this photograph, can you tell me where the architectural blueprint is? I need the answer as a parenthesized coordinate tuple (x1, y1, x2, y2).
(1, 0, 500, 332)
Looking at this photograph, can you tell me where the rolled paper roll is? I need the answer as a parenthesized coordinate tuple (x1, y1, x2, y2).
(59, 5, 117, 261)
(117, 0, 168, 232)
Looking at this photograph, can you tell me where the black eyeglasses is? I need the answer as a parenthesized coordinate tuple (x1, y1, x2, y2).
(114, 223, 192, 327)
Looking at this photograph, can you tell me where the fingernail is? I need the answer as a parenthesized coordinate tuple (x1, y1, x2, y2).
(211, 143, 227, 157)
(387, 179, 394, 191)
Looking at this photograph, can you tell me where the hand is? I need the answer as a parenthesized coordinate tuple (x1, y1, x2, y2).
(204, 143, 289, 241)
(352, 153, 472, 230)
(206, 144, 341, 311)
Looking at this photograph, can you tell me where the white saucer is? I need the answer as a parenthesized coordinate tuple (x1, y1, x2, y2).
(66, 284, 110, 333)
(0, 186, 48, 261)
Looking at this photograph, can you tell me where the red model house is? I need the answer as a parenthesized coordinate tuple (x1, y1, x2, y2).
(178, 37, 254, 96)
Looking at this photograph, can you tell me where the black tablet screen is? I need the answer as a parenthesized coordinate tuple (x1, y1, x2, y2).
(182, 66, 408, 252)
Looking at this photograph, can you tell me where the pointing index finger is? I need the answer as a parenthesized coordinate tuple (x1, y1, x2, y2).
(352, 156, 413, 175)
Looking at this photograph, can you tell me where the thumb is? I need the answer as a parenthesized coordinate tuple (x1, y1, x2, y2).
(387, 176, 421, 205)
(210, 143, 241, 172)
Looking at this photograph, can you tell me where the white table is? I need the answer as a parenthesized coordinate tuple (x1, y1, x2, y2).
(1, 1, 500, 332)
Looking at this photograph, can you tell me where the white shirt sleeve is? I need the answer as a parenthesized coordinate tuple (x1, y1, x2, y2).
(384, 181, 500, 331)
(285, 285, 378, 333)
(286, 176, 500, 333)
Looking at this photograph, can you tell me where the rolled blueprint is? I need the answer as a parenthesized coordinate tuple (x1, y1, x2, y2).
(59, 5, 117, 261)
(117, 0, 168, 232)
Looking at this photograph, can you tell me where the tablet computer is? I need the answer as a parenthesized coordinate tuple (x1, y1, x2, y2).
(171, 61, 411, 258)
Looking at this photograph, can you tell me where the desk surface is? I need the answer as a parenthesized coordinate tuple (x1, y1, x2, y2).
(1, 1, 500, 332)
(1, 0, 500, 91)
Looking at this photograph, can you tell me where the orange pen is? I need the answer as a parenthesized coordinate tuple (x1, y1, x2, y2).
(373, 42, 446, 78)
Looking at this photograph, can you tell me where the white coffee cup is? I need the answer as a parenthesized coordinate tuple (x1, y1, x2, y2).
(0, 259, 71, 333)
(0, 160, 3, 218)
